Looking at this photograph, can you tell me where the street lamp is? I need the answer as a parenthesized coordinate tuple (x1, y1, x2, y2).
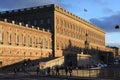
(85, 33, 89, 54)
(0, 60, 2, 71)
(40, 45, 43, 58)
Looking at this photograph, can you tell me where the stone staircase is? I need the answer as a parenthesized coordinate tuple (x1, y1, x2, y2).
(27, 56, 64, 71)
(1, 57, 59, 72)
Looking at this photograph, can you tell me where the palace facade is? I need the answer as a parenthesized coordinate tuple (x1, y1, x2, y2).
(0, 19, 52, 67)
(0, 4, 109, 67)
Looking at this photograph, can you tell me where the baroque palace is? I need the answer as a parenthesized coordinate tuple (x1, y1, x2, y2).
(0, 4, 115, 67)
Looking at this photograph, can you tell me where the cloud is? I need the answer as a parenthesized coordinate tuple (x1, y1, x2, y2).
(94, 0, 107, 5)
(90, 12, 120, 32)
(106, 42, 120, 48)
(103, 8, 114, 14)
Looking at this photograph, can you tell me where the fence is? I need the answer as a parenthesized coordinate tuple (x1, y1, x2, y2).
(45, 68, 120, 78)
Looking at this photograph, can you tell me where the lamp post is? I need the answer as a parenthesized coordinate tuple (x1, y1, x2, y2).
(85, 33, 89, 54)
(0, 60, 2, 72)
(40, 45, 43, 58)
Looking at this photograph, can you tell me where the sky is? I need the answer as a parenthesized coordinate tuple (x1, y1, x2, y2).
(0, 0, 120, 47)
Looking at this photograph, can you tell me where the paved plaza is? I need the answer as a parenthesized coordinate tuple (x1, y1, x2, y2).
(0, 72, 84, 80)
(0, 72, 119, 80)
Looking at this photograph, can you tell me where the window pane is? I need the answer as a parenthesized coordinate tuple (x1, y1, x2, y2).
(34, 20, 37, 26)
(47, 18, 50, 24)
(40, 19, 44, 25)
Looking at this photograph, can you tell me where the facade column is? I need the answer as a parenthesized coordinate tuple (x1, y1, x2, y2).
(53, 10, 57, 57)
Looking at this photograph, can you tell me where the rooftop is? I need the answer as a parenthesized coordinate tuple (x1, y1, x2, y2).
(0, 4, 105, 33)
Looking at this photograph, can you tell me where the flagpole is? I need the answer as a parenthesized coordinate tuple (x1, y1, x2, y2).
(83, 8, 88, 20)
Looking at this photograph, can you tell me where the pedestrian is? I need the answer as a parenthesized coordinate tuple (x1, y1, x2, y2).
(51, 66, 55, 75)
(36, 67, 39, 76)
(13, 67, 17, 74)
(69, 67, 72, 76)
(47, 67, 50, 75)
(65, 66, 68, 76)
(55, 66, 59, 76)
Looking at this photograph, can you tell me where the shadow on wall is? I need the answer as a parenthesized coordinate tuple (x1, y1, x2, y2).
(0, 57, 56, 72)
(62, 40, 114, 67)
(0, 40, 114, 72)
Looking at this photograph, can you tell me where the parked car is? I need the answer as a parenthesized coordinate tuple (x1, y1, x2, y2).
(114, 59, 119, 64)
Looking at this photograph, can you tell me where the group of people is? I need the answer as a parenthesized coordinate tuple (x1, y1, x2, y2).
(64, 66, 73, 76)
(36, 65, 73, 76)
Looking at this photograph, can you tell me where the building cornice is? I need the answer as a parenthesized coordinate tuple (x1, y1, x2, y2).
(0, 4, 105, 34)
(0, 19, 51, 35)
(54, 4, 105, 34)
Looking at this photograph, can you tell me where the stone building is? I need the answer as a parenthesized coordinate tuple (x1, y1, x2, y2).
(0, 4, 109, 67)
(0, 19, 52, 67)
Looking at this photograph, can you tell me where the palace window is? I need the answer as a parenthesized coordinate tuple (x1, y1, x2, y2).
(47, 18, 51, 24)
(56, 18, 59, 25)
(34, 37, 38, 47)
(0, 26, 3, 43)
(9, 27, 11, 31)
(28, 20, 31, 26)
(0, 33, 3, 44)
(40, 19, 44, 25)
(39, 38, 43, 48)
(34, 20, 37, 26)
(22, 21, 25, 25)
(29, 36, 32, 47)
(64, 21, 66, 27)
(22, 35, 26, 46)
(16, 34, 19, 45)
(0, 26, 2, 30)
(56, 41, 59, 50)
(45, 39, 48, 49)
(16, 29, 19, 32)
(61, 20, 63, 26)
(8, 33, 11, 44)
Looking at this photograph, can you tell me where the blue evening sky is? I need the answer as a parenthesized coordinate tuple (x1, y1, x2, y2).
(0, 0, 120, 47)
